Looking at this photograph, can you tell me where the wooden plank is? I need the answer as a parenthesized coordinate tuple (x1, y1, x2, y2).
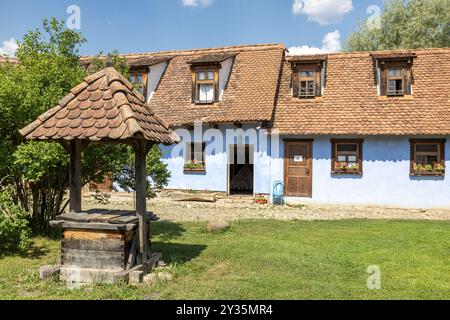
(172, 192, 216, 202)
(134, 141, 149, 264)
(109, 215, 138, 225)
(64, 230, 123, 241)
(55, 210, 114, 223)
(109, 212, 155, 224)
(62, 239, 125, 252)
(90, 210, 130, 223)
(69, 140, 82, 213)
(56, 213, 92, 223)
(126, 232, 138, 269)
(61, 222, 134, 232)
(62, 249, 125, 270)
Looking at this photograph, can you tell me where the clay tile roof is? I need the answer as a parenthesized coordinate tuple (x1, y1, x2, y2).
(287, 54, 328, 62)
(370, 51, 417, 61)
(127, 56, 174, 68)
(273, 48, 450, 136)
(145, 43, 285, 126)
(187, 52, 237, 65)
(20, 66, 179, 144)
(0, 56, 19, 65)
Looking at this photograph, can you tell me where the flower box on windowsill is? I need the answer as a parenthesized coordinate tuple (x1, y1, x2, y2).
(332, 169, 362, 175)
(411, 171, 444, 177)
(184, 162, 206, 173)
(411, 164, 445, 177)
(411, 170, 445, 177)
(332, 162, 361, 175)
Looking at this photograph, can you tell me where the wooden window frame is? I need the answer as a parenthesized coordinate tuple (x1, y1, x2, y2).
(129, 68, 148, 99)
(292, 62, 323, 99)
(331, 139, 363, 175)
(387, 68, 404, 97)
(299, 70, 316, 99)
(191, 66, 220, 104)
(379, 60, 412, 97)
(410, 139, 446, 176)
(184, 142, 206, 173)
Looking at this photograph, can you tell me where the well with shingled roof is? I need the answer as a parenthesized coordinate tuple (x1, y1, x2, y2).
(20, 62, 179, 284)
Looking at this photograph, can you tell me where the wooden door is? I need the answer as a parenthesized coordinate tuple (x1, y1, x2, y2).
(284, 140, 312, 197)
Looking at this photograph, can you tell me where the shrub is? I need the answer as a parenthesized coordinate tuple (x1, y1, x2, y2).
(0, 187, 32, 253)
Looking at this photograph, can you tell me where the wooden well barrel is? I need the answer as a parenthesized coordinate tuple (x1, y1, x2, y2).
(47, 209, 160, 284)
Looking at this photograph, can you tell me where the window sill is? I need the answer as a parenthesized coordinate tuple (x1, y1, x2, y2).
(184, 167, 206, 174)
(378, 95, 413, 101)
(193, 101, 215, 105)
(332, 170, 362, 175)
(411, 171, 445, 177)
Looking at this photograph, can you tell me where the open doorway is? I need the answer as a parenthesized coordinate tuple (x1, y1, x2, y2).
(229, 145, 254, 195)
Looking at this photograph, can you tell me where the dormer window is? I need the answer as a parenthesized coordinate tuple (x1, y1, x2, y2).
(387, 68, 404, 96)
(196, 70, 216, 103)
(129, 69, 148, 98)
(372, 53, 416, 97)
(299, 70, 316, 98)
(191, 67, 219, 104)
(289, 56, 327, 99)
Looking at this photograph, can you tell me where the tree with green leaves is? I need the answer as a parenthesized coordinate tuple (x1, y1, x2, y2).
(0, 18, 170, 234)
(344, 0, 450, 51)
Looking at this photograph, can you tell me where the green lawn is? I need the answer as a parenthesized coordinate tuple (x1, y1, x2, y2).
(0, 219, 449, 300)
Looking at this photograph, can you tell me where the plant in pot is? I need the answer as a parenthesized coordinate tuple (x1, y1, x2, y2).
(335, 162, 359, 173)
(255, 194, 268, 205)
(184, 160, 205, 171)
(414, 162, 445, 175)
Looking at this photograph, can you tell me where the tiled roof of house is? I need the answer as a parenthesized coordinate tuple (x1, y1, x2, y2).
(0, 56, 19, 65)
(20, 66, 178, 144)
(273, 48, 450, 136)
(117, 44, 285, 126)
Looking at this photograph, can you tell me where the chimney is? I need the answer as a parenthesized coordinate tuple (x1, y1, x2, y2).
(106, 54, 114, 67)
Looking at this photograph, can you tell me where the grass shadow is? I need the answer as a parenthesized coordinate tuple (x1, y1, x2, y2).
(150, 221, 206, 265)
(0, 241, 52, 260)
(151, 221, 186, 242)
(151, 242, 207, 265)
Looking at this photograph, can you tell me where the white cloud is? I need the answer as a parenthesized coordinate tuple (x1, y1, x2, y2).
(182, 0, 213, 7)
(322, 30, 341, 52)
(292, 0, 353, 25)
(0, 38, 18, 57)
(288, 30, 341, 55)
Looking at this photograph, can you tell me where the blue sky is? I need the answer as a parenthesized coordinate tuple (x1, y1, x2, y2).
(0, 0, 384, 56)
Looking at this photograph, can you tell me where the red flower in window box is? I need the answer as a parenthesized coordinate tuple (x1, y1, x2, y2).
(334, 162, 360, 174)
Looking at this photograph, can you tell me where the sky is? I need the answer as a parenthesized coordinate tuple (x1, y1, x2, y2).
(0, 0, 385, 57)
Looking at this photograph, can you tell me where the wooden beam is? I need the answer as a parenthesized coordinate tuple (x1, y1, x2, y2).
(59, 141, 71, 153)
(134, 140, 149, 264)
(145, 141, 155, 155)
(69, 140, 82, 213)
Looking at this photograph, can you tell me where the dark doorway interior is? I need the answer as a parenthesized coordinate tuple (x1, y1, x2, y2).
(229, 145, 254, 195)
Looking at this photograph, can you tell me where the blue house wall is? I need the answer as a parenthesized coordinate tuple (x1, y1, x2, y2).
(160, 129, 450, 209)
(159, 124, 271, 194)
(270, 136, 450, 209)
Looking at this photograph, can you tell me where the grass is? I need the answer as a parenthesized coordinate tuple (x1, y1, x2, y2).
(0, 219, 449, 300)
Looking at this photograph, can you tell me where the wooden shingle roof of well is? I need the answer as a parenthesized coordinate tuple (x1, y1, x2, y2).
(20, 67, 179, 144)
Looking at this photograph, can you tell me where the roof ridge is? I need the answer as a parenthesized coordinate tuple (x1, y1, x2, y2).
(287, 47, 450, 58)
(80, 43, 285, 60)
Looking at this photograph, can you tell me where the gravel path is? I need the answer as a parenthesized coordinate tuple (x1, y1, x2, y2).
(83, 197, 450, 222)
